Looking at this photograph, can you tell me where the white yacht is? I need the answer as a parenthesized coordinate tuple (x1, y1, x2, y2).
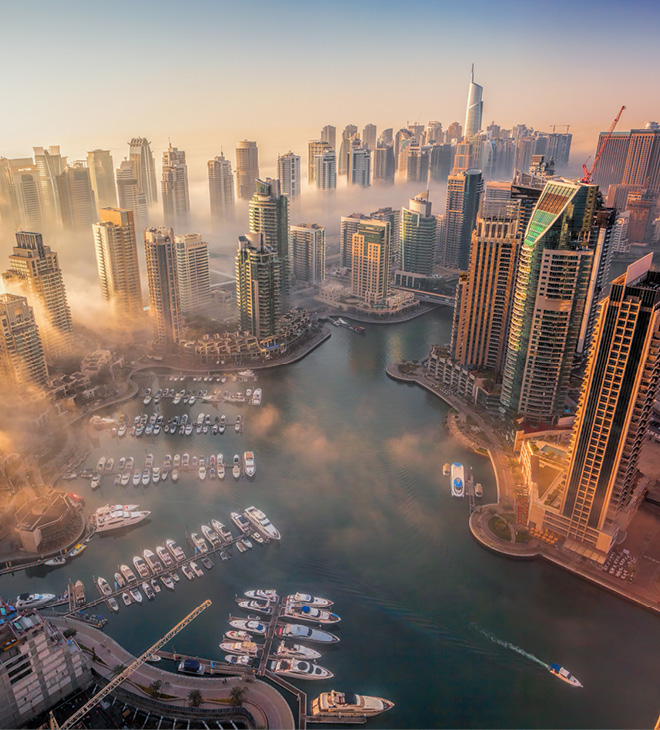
(282, 605, 340, 624)
(133, 555, 150, 579)
(268, 659, 333, 680)
(231, 512, 252, 534)
(228, 618, 268, 636)
(252, 388, 262, 406)
(142, 582, 155, 600)
(190, 533, 209, 553)
(120, 564, 137, 583)
(549, 663, 583, 688)
(244, 506, 281, 540)
(236, 599, 273, 615)
(190, 560, 204, 577)
(132, 470, 141, 486)
(451, 462, 465, 498)
(91, 474, 101, 490)
(166, 539, 186, 562)
(14, 593, 56, 609)
(129, 587, 143, 604)
(156, 545, 174, 567)
(224, 654, 252, 667)
(286, 593, 333, 608)
(211, 520, 232, 542)
(199, 465, 207, 481)
(93, 506, 150, 533)
(311, 691, 394, 718)
(276, 624, 340, 644)
(243, 452, 256, 477)
(201, 524, 220, 546)
(219, 641, 260, 656)
(245, 589, 278, 601)
(96, 577, 112, 596)
(274, 642, 322, 660)
(143, 549, 162, 572)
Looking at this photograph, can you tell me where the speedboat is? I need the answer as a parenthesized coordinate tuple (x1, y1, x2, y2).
(235, 416, 241, 433)
(133, 555, 150, 578)
(225, 630, 253, 642)
(129, 587, 143, 604)
(228, 618, 268, 636)
(96, 456, 106, 472)
(118, 457, 126, 470)
(443, 463, 450, 476)
(126, 456, 134, 470)
(244, 506, 281, 540)
(171, 469, 179, 483)
(166, 539, 186, 562)
(276, 624, 340, 644)
(245, 589, 278, 601)
(150, 578, 161, 594)
(209, 467, 216, 480)
(120, 472, 131, 486)
(282, 605, 340, 624)
(132, 470, 141, 486)
(231, 512, 252, 534)
(96, 577, 112, 596)
(142, 582, 155, 600)
(164, 454, 172, 469)
(224, 655, 252, 666)
(251, 531, 264, 545)
(120, 564, 137, 583)
(311, 691, 394, 717)
(156, 545, 174, 568)
(190, 560, 204, 578)
(549, 664, 583, 688)
(243, 452, 255, 477)
(252, 388, 262, 406)
(44, 556, 67, 567)
(106, 597, 119, 613)
(190, 533, 209, 553)
(237, 540, 248, 553)
(161, 575, 175, 590)
(145, 454, 154, 468)
(199, 465, 207, 481)
(143, 549, 162, 572)
(200, 555, 213, 570)
(146, 654, 161, 662)
(201, 524, 220, 546)
(114, 571, 126, 588)
(173, 454, 181, 468)
(105, 458, 114, 473)
(218, 463, 225, 479)
(286, 593, 333, 608)
(14, 593, 56, 609)
(211, 520, 232, 542)
(142, 469, 151, 486)
(185, 424, 193, 436)
(181, 564, 195, 580)
(236, 599, 272, 615)
(118, 423, 127, 438)
(475, 483, 483, 498)
(219, 416, 226, 434)
(121, 592, 131, 606)
(241, 537, 253, 550)
(268, 659, 333, 680)
(220, 641, 260, 656)
(94, 507, 150, 534)
(91, 474, 101, 490)
(274, 642, 322, 660)
(182, 453, 190, 469)
(152, 467, 160, 483)
(69, 543, 87, 558)
(451, 462, 465, 498)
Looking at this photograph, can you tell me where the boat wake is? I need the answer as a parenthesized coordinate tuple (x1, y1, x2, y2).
(479, 628, 550, 670)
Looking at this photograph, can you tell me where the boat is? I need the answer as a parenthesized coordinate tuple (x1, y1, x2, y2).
(105, 458, 114, 473)
(451, 462, 465, 498)
(282, 604, 340, 624)
(244, 506, 281, 540)
(106, 597, 119, 613)
(169, 570, 180, 583)
(133, 555, 150, 578)
(129, 587, 143, 604)
(231, 512, 252, 534)
(199, 465, 207, 481)
(200, 555, 213, 570)
(96, 577, 112, 596)
(135, 424, 145, 437)
(241, 537, 253, 550)
(173, 454, 181, 468)
(225, 630, 253, 642)
(173, 392, 181, 405)
(91, 474, 101, 490)
(114, 572, 126, 588)
(244, 452, 255, 477)
(44, 556, 67, 567)
(145, 454, 154, 468)
(245, 589, 278, 601)
(190, 533, 209, 553)
(276, 624, 340, 644)
(549, 663, 583, 688)
(268, 659, 333, 680)
(143, 549, 162, 572)
(152, 467, 160, 484)
(94, 507, 150, 533)
(166, 539, 186, 562)
(219, 416, 226, 434)
(171, 469, 179, 483)
(178, 659, 204, 675)
(311, 690, 394, 717)
(190, 560, 204, 578)
(224, 655, 252, 667)
(120, 564, 137, 583)
(237, 541, 248, 553)
(181, 564, 195, 580)
(475, 483, 483, 498)
(69, 543, 87, 559)
(142, 469, 151, 486)
(126, 456, 134, 470)
(209, 467, 216, 480)
(274, 642, 322, 660)
(251, 532, 265, 544)
(201, 524, 220, 546)
(132, 470, 141, 486)
(142, 582, 156, 600)
(156, 545, 174, 567)
(161, 575, 175, 590)
(114, 474, 122, 486)
(228, 618, 268, 636)
(120, 472, 131, 486)
(286, 593, 333, 608)
(150, 578, 161, 594)
(443, 463, 450, 476)
(182, 453, 190, 469)
(164, 454, 172, 469)
(118, 423, 127, 438)
(220, 640, 260, 656)
(118, 457, 126, 470)
(236, 599, 273, 615)
(252, 388, 262, 406)
(217, 463, 226, 479)
(143, 393, 152, 406)
(74, 581, 85, 605)
(211, 520, 232, 542)
(235, 416, 241, 433)
(96, 456, 106, 473)
(121, 592, 131, 606)
(14, 593, 56, 609)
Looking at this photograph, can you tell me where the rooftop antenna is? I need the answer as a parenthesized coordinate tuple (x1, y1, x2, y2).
(471, 63, 474, 82)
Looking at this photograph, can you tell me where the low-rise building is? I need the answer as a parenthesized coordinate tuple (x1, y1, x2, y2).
(15, 490, 82, 553)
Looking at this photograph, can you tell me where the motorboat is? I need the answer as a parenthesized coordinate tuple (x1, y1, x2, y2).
(161, 470, 169, 482)
(94, 507, 150, 534)
(220, 641, 260, 656)
(282, 605, 340, 624)
(243, 452, 255, 478)
(173, 454, 181, 468)
(181, 564, 195, 580)
(201, 524, 220, 546)
(251, 532, 265, 544)
(142, 582, 155, 600)
(178, 659, 204, 675)
(209, 467, 216, 480)
(311, 690, 394, 717)
(218, 463, 226, 479)
(199, 465, 207, 481)
(14, 593, 56, 609)
(69, 543, 87, 559)
(190, 560, 204, 578)
(231, 512, 252, 534)
(236, 599, 273, 615)
(44, 556, 67, 567)
(241, 537, 253, 550)
(228, 618, 268, 636)
(274, 642, 322, 660)
(286, 593, 333, 608)
(185, 424, 193, 436)
(156, 545, 174, 568)
(145, 454, 154, 468)
(164, 454, 172, 469)
(129, 587, 143, 604)
(118, 423, 127, 438)
(152, 467, 160, 483)
(225, 630, 253, 642)
(451, 462, 465, 498)
(235, 416, 241, 433)
(120, 472, 131, 486)
(190, 533, 209, 553)
(143, 549, 162, 572)
(200, 555, 213, 570)
(146, 654, 161, 662)
(166, 539, 186, 562)
(219, 416, 226, 434)
(96, 456, 106, 473)
(276, 624, 340, 644)
(549, 664, 583, 688)
(142, 469, 151, 486)
(133, 555, 150, 579)
(245, 589, 278, 601)
(224, 655, 252, 667)
(237, 541, 248, 553)
(91, 474, 101, 490)
(211, 519, 232, 543)
(182, 453, 190, 469)
(96, 577, 112, 596)
(171, 469, 179, 483)
(150, 578, 161, 593)
(119, 457, 126, 471)
(121, 592, 131, 606)
(105, 458, 114, 473)
(161, 575, 175, 590)
(252, 388, 262, 406)
(114, 572, 126, 588)
(132, 470, 141, 486)
(106, 597, 119, 613)
(268, 659, 333, 680)
(475, 483, 483, 498)
(169, 570, 180, 583)
(120, 564, 137, 583)
(443, 463, 450, 476)
(126, 457, 134, 470)
(73, 581, 85, 605)
(244, 506, 281, 540)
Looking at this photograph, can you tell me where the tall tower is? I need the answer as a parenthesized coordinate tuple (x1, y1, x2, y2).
(549, 256, 660, 554)
(235, 140, 260, 200)
(290, 223, 325, 283)
(348, 142, 371, 187)
(92, 208, 143, 321)
(321, 125, 336, 150)
(3, 231, 73, 361)
(0, 294, 48, 387)
(400, 193, 437, 275)
(351, 220, 390, 305)
(86, 149, 117, 209)
(161, 144, 190, 229)
(144, 227, 181, 350)
(0, 158, 46, 232)
(116, 160, 149, 230)
(235, 233, 282, 339)
(208, 153, 235, 221)
(338, 125, 358, 175)
(314, 150, 337, 191)
(174, 233, 211, 314)
(249, 179, 289, 294)
(340, 213, 369, 269)
(308, 140, 331, 184)
(33, 146, 66, 227)
(128, 138, 158, 205)
(464, 65, 483, 140)
(442, 169, 483, 270)
(277, 151, 301, 199)
(362, 124, 377, 150)
(56, 162, 97, 231)
(372, 143, 395, 185)
(371, 207, 401, 268)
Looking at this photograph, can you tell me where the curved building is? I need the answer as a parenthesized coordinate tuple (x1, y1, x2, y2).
(464, 65, 483, 140)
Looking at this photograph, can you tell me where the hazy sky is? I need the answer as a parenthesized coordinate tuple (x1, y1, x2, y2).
(2, 0, 659, 167)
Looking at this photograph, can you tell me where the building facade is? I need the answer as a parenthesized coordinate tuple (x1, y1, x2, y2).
(308, 140, 331, 184)
(161, 144, 190, 229)
(351, 220, 390, 305)
(0, 294, 48, 387)
(249, 178, 289, 294)
(208, 153, 235, 221)
(174, 233, 211, 314)
(442, 168, 483, 270)
(128, 137, 158, 205)
(235, 140, 260, 200)
(277, 151, 301, 199)
(340, 213, 369, 269)
(314, 150, 337, 190)
(400, 193, 437, 275)
(144, 227, 181, 350)
(290, 223, 325, 283)
(56, 163, 97, 231)
(86, 149, 117, 209)
(464, 66, 483, 139)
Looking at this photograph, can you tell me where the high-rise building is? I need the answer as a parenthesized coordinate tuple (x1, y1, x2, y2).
(464, 65, 483, 140)
(56, 162, 97, 231)
(348, 143, 371, 187)
(372, 143, 395, 185)
(394, 128, 414, 168)
(116, 160, 149, 230)
(500, 181, 601, 423)
(340, 213, 369, 269)
(277, 151, 301, 199)
(362, 124, 377, 150)
(161, 144, 190, 229)
(249, 179, 289, 293)
(314, 150, 337, 191)
(0, 294, 48, 387)
(371, 207, 401, 268)
(208, 153, 235, 221)
(446, 122, 462, 143)
(379, 128, 394, 146)
(591, 131, 630, 192)
(338, 125, 358, 175)
(144, 227, 181, 350)
(451, 216, 519, 372)
(542, 256, 660, 554)
(128, 137, 158, 205)
(428, 143, 453, 183)
(308, 140, 331, 184)
(545, 133, 572, 168)
(442, 169, 483, 270)
(86, 149, 117, 209)
(400, 193, 437, 275)
(425, 121, 443, 145)
(610, 210, 631, 253)
(351, 220, 390, 305)
(290, 223, 325, 283)
(33, 146, 66, 227)
(622, 126, 660, 195)
(235, 233, 282, 339)
(0, 158, 45, 232)
(625, 189, 655, 243)
(321, 125, 336, 150)
(174, 233, 211, 314)
(235, 140, 260, 200)
(92, 208, 143, 320)
(3, 231, 73, 360)
(399, 144, 430, 183)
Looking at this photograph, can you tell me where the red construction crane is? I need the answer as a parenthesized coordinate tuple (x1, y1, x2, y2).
(581, 105, 626, 184)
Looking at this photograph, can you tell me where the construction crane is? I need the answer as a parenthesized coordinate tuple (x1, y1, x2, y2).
(50, 599, 212, 730)
(581, 105, 626, 184)
(551, 124, 571, 134)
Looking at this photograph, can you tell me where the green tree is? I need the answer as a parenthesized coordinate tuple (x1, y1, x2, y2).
(149, 680, 163, 698)
(112, 664, 125, 676)
(187, 689, 203, 707)
(63, 628, 77, 638)
(229, 685, 247, 706)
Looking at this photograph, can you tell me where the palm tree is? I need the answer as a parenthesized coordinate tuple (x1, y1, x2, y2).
(229, 685, 247, 706)
(187, 689, 203, 707)
(149, 680, 162, 698)
(112, 664, 125, 677)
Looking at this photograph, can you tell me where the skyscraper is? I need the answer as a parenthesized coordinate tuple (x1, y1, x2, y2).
(314, 150, 337, 191)
(56, 162, 97, 231)
(161, 144, 190, 229)
(0, 158, 45, 232)
(116, 160, 149, 230)
(0, 293, 48, 387)
(340, 213, 369, 269)
(236, 140, 260, 200)
(321, 125, 336, 150)
(86, 149, 117, 209)
(372, 143, 395, 185)
(174, 233, 211, 314)
(544, 256, 660, 554)
(33, 145, 66, 226)
(235, 233, 282, 339)
(622, 126, 660, 195)
(128, 137, 158, 205)
(208, 153, 235, 221)
(442, 169, 483, 270)
(400, 193, 437, 275)
(399, 144, 430, 183)
(290, 223, 325, 283)
(362, 124, 377, 150)
(3, 231, 73, 361)
(249, 179, 289, 293)
(371, 207, 401, 268)
(277, 151, 301, 199)
(338, 125, 358, 175)
(591, 131, 630, 192)
(348, 143, 371, 187)
(144, 227, 181, 350)
(92, 208, 143, 320)
(308, 140, 332, 184)
(464, 65, 483, 140)
(351, 220, 390, 305)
